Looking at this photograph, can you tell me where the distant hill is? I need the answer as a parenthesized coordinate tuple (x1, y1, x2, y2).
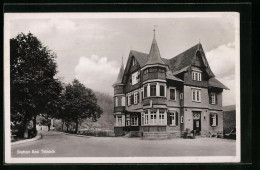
(223, 105, 236, 111)
(80, 91, 114, 130)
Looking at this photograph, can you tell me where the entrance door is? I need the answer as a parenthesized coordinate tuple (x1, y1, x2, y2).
(193, 112, 201, 135)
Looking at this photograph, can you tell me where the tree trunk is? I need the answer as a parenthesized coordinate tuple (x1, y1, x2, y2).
(33, 115, 37, 135)
(23, 123, 28, 139)
(61, 121, 64, 131)
(75, 120, 78, 134)
(66, 122, 69, 132)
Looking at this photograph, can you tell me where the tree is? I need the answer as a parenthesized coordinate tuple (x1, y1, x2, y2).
(10, 32, 62, 137)
(62, 79, 103, 133)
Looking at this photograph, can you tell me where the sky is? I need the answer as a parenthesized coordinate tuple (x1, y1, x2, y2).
(6, 13, 239, 106)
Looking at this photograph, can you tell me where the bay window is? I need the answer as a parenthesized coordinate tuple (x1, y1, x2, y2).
(159, 110, 165, 124)
(150, 110, 157, 124)
(150, 84, 156, 96)
(160, 85, 165, 97)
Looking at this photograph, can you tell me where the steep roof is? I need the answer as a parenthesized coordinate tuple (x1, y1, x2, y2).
(145, 36, 166, 66)
(169, 43, 200, 72)
(130, 50, 149, 67)
(208, 77, 229, 90)
(123, 41, 227, 90)
(113, 62, 124, 85)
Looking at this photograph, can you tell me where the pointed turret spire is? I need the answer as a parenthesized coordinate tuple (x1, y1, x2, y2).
(146, 29, 165, 66)
(113, 59, 125, 85)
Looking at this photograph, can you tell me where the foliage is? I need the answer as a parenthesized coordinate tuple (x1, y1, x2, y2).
(60, 79, 103, 132)
(10, 32, 62, 135)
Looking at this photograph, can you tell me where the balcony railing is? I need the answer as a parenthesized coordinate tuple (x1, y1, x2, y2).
(143, 72, 166, 82)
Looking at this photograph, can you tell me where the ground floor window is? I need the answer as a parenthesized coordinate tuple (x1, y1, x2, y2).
(117, 115, 122, 126)
(159, 111, 165, 124)
(210, 113, 218, 126)
(150, 110, 156, 124)
(144, 112, 149, 125)
(131, 116, 138, 126)
(126, 114, 130, 126)
(168, 112, 178, 126)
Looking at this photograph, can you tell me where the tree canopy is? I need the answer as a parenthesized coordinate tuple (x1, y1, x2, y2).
(10, 32, 62, 135)
(61, 79, 103, 133)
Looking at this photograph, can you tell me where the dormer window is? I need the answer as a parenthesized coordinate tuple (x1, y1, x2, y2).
(192, 71, 202, 81)
(132, 58, 136, 66)
(131, 71, 140, 85)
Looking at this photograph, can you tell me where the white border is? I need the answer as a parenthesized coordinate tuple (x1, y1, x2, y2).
(4, 12, 240, 164)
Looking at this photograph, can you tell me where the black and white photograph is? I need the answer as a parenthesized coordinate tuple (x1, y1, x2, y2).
(4, 12, 240, 163)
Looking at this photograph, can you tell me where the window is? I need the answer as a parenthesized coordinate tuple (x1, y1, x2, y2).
(144, 86, 147, 98)
(170, 88, 176, 100)
(117, 115, 122, 126)
(170, 113, 175, 126)
(210, 113, 218, 127)
(149, 68, 158, 73)
(131, 94, 134, 105)
(180, 93, 183, 99)
(192, 71, 202, 81)
(128, 95, 131, 106)
(144, 111, 149, 125)
(134, 93, 138, 104)
(181, 116, 184, 123)
(192, 88, 201, 102)
(132, 58, 136, 66)
(126, 114, 130, 126)
(131, 71, 140, 85)
(131, 116, 138, 126)
(160, 85, 165, 97)
(150, 110, 157, 124)
(144, 69, 148, 75)
(159, 110, 165, 124)
(118, 97, 122, 106)
(150, 84, 156, 96)
(115, 97, 118, 107)
(210, 93, 216, 104)
(121, 96, 125, 106)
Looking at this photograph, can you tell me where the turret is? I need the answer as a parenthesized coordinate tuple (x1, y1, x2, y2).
(113, 59, 126, 112)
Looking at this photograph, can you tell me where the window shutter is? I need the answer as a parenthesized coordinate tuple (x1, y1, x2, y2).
(176, 112, 178, 126)
(216, 94, 218, 104)
(216, 114, 218, 126)
(167, 112, 171, 125)
(209, 93, 211, 104)
(137, 93, 139, 103)
(210, 114, 213, 126)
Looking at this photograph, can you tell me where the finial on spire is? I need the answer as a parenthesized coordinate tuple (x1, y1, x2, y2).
(122, 56, 124, 65)
(153, 25, 157, 38)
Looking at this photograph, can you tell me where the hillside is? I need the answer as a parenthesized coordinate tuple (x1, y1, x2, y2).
(80, 91, 114, 130)
(223, 105, 236, 111)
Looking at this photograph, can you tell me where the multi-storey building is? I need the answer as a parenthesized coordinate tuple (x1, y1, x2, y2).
(112, 33, 228, 138)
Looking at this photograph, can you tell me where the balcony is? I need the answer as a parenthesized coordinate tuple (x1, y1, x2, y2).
(143, 72, 166, 82)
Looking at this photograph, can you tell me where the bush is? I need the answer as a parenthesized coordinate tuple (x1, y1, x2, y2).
(79, 129, 115, 137)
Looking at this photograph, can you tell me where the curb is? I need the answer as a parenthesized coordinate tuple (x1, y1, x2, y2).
(11, 133, 42, 145)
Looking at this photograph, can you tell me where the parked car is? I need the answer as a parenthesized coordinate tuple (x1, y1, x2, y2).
(224, 128, 236, 139)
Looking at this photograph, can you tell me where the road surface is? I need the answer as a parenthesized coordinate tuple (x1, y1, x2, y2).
(11, 131, 236, 157)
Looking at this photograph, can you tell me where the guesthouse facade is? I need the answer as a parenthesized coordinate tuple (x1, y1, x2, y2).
(112, 33, 229, 138)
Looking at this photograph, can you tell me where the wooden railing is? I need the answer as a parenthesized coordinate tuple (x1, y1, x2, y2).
(143, 72, 166, 82)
